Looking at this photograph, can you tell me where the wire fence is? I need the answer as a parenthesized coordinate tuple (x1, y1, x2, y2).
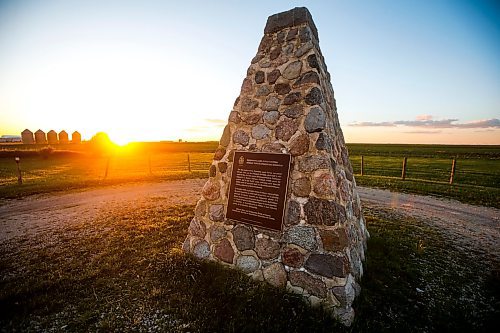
(2, 152, 499, 189)
(350, 156, 500, 188)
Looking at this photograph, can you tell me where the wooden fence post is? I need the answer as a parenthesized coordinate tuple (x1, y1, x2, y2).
(15, 157, 22, 184)
(148, 153, 152, 175)
(188, 154, 191, 173)
(449, 159, 456, 184)
(361, 155, 364, 176)
(104, 156, 110, 179)
(401, 157, 407, 180)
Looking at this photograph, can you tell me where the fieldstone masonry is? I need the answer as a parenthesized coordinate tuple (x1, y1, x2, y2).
(183, 7, 369, 325)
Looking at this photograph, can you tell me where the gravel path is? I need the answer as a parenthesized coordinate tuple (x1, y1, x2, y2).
(1, 179, 498, 262)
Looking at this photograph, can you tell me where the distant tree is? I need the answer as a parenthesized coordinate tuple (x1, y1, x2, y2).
(39, 146, 54, 159)
(89, 132, 116, 156)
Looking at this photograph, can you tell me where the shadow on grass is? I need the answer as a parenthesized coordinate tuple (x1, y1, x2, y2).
(0, 203, 498, 332)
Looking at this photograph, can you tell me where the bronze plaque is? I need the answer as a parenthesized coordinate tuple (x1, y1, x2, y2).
(226, 151, 291, 231)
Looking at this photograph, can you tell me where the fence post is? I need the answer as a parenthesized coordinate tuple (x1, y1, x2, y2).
(15, 157, 22, 184)
(401, 157, 407, 180)
(188, 154, 191, 173)
(104, 156, 110, 179)
(449, 159, 456, 184)
(361, 155, 364, 176)
(148, 153, 152, 175)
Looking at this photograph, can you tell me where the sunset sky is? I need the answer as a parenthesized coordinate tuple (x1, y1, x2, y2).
(0, 0, 499, 144)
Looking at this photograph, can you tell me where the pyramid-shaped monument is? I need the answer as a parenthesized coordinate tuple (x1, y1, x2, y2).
(183, 7, 369, 325)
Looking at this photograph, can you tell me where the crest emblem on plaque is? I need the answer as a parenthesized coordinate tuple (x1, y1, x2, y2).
(238, 155, 245, 165)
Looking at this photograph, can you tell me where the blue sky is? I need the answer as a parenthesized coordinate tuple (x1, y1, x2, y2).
(0, 0, 499, 144)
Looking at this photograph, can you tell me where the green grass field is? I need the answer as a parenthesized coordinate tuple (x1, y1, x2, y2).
(0, 142, 498, 207)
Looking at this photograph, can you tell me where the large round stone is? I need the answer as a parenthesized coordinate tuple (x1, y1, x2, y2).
(285, 200, 301, 225)
(252, 53, 264, 64)
(282, 247, 305, 268)
(209, 164, 216, 177)
(275, 118, 298, 141)
(192, 239, 210, 259)
(263, 262, 287, 287)
(283, 60, 303, 80)
(219, 125, 231, 147)
(313, 172, 336, 196)
(305, 87, 323, 106)
(284, 225, 317, 251)
(315, 132, 331, 151)
(267, 69, 281, 84)
(274, 83, 291, 95)
(277, 31, 286, 43)
(210, 224, 226, 242)
(289, 271, 327, 298)
(295, 41, 313, 57)
(262, 142, 285, 153)
(228, 111, 240, 124)
(332, 281, 356, 307)
(218, 162, 228, 174)
(236, 255, 260, 273)
(305, 107, 326, 133)
(307, 54, 319, 70)
(294, 71, 320, 87)
(194, 199, 207, 217)
(255, 71, 265, 84)
(289, 133, 310, 156)
(233, 130, 249, 146)
(240, 78, 253, 94)
(214, 147, 226, 160)
(241, 110, 263, 125)
(338, 179, 352, 204)
(255, 238, 280, 260)
(292, 177, 311, 197)
(214, 238, 235, 264)
(263, 96, 281, 111)
(284, 104, 304, 118)
(319, 228, 349, 252)
(286, 28, 298, 41)
(252, 124, 271, 140)
(263, 111, 280, 125)
(202, 179, 220, 201)
(188, 217, 206, 238)
(256, 85, 271, 96)
(304, 253, 349, 278)
(258, 35, 272, 52)
(270, 46, 281, 60)
(298, 155, 329, 172)
(283, 92, 302, 105)
(209, 204, 225, 222)
(231, 225, 255, 251)
(241, 97, 259, 112)
(303, 197, 346, 225)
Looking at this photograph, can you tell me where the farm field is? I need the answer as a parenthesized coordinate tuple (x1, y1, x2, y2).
(0, 142, 499, 207)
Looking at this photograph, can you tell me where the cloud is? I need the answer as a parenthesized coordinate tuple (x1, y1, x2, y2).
(203, 118, 226, 125)
(349, 121, 396, 127)
(404, 130, 442, 134)
(349, 117, 500, 129)
(416, 114, 433, 121)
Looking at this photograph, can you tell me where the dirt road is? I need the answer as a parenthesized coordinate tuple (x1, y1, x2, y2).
(1, 179, 498, 261)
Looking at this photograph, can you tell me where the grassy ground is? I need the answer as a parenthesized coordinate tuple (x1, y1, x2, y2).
(0, 151, 211, 199)
(1, 201, 498, 332)
(0, 143, 498, 207)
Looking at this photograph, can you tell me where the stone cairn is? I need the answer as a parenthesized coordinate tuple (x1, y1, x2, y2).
(183, 7, 369, 325)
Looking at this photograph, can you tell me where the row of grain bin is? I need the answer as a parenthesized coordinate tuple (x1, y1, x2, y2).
(21, 129, 81, 144)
